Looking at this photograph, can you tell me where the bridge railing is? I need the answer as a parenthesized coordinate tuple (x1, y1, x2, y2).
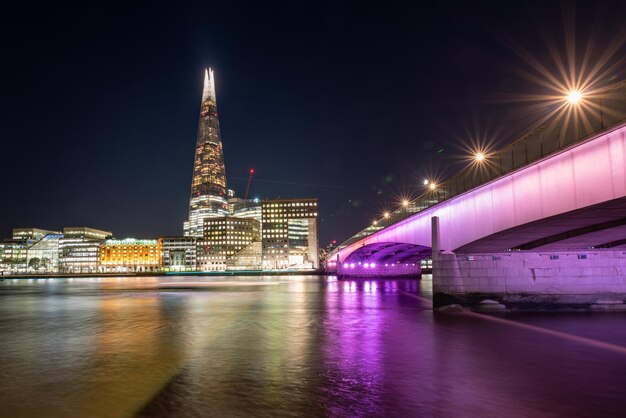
(332, 82, 626, 255)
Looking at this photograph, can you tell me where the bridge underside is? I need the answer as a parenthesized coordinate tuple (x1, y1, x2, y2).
(333, 243, 431, 276)
(456, 196, 626, 253)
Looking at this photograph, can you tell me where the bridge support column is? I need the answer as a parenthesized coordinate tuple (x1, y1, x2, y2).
(434, 250, 626, 311)
(432, 216, 465, 308)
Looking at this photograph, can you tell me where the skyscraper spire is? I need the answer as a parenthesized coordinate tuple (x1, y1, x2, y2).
(184, 68, 229, 237)
(202, 68, 217, 104)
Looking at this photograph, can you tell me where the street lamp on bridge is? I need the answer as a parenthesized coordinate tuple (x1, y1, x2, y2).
(566, 89, 583, 105)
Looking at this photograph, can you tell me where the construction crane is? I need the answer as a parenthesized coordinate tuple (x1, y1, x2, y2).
(244, 168, 255, 200)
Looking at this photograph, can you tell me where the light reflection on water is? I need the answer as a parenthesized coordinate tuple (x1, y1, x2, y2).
(0, 275, 625, 417)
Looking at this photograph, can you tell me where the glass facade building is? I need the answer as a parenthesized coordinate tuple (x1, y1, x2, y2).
(26, 234, 63, 273)
(184, 68, 229, 237)
(262, 199, 319, 270)
(229, 197, 262, 222)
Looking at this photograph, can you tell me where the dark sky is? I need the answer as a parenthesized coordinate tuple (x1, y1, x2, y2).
(3, 1, 626, 245)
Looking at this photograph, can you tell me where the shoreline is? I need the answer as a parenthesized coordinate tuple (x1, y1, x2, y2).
(0, 270, 325, 279)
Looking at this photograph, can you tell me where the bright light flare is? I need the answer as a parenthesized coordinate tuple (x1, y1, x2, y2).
(566, 90, 583, 105)
(428, 183, 437, 190)
(474, 152, 486, 162)
(383, 212, 390, 218)
(402, 200, 409, 207)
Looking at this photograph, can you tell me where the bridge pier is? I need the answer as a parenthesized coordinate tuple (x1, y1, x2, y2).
(432, 250, 626, 311)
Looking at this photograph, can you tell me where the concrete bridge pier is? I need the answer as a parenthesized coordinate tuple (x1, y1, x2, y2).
(431, 216, 626, 310)
(432, 250, 626, 311)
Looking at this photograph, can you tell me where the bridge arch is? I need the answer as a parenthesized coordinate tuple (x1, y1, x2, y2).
(328, 242, 431, 275)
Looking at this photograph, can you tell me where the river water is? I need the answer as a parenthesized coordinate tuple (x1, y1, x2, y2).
(1, 275, 626, 417)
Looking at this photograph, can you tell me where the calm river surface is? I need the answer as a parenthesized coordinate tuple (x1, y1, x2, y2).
(1, 275, 626, 417)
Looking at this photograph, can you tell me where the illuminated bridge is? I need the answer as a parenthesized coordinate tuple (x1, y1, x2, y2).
(327, 83, 626, 308)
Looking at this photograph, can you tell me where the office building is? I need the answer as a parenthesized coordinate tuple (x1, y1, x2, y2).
(0, 241, 28, 275)
(26, 233, 63, 273)
(59, 227, 112, 273)
(229, 197, 262, 222)
(262, 199, 319, 270)
(197, 217, 260, 271)
(161, 236, 197, 271)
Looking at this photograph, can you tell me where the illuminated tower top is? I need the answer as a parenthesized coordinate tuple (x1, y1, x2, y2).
(196, 68, 222, 146)
(202, 68, 217, 105)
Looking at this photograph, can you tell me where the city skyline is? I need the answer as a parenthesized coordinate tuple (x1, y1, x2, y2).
(3, 1, 626, 246)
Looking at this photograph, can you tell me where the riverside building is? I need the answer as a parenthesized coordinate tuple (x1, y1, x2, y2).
(161, 236, 197, 271)
(262, 199, 319, 270)
(59, 227, 112, 273)
(99, 239, 162, 273)
(184, 69, 229, 237)
(0, 228, 54, 274)
(196, 217, 260, 271)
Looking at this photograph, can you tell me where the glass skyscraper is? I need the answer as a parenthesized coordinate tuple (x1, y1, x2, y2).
(184, 68, 229, 237)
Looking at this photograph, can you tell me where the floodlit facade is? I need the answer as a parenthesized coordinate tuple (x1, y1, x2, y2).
(184, 68, 229, 237)
(161, 236, 197, 271)
(99, 239, 162, 273)
(262, 199, 319, 270)
(59, 227, 112, 273)
(197, 217, 260, 271)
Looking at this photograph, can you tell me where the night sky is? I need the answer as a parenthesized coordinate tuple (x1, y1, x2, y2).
(3, 1, 626, 245)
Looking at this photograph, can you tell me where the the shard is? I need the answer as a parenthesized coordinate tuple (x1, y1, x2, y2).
(184, 68, 228, 237)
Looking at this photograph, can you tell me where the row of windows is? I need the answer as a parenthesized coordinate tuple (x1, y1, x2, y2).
(264, 202, 316, 208)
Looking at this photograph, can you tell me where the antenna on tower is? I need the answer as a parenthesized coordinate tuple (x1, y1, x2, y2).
(244, 168, 255, 200)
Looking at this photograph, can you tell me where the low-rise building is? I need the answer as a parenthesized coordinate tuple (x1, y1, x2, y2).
(0, 240, 29, 275)
(161, 236, 197, 271)
(59, 227, 112, 273)
(99, 238, 162, 273)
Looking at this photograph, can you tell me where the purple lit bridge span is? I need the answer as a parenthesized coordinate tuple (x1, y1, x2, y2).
(327, 111, 626, 308)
